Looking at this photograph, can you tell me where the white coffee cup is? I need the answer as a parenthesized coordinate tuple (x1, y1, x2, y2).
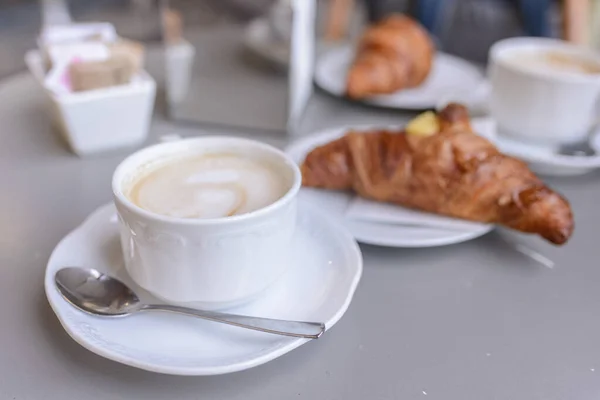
(489, 37, 600, 145)
(112, 137, 301, 309)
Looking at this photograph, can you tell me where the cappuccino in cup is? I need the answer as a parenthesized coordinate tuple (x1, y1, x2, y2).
(126, 154, 288, 219)
(112, 137, 301, 308)
(505, 50, 600, 76)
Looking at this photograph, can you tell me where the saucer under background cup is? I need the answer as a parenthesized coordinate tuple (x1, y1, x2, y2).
(474, 118, 600, 176)
(45, 202, 362, 375)
(437, 94, 600, 176)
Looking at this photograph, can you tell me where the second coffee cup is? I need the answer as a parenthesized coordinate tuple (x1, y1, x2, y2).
(489, 37, 600, 146)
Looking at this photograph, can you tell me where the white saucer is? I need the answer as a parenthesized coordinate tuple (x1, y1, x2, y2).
(472, 118, 600, 176)
(243, 18, 289, 68)
(286, 128, 493, 247)
(45, 203, 362, 375)
(315, 45, 485, 110)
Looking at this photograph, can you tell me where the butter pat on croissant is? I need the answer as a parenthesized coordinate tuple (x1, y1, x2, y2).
(406, 111, 439, 137)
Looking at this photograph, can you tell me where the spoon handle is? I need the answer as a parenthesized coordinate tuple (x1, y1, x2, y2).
(142, 304, 325, 339)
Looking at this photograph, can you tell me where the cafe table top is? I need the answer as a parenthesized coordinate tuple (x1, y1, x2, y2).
(1, 62, 600, 400)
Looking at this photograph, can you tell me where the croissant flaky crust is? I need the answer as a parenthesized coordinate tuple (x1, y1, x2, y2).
(301, 104, 574, 245)
(346, 14, 434, 99)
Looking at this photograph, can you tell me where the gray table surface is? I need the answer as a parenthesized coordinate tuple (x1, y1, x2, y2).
(2, 67, 600, 400)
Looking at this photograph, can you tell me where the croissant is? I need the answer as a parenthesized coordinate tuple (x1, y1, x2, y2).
(301, 104, 574, 245)
(346, 14, 434, 99)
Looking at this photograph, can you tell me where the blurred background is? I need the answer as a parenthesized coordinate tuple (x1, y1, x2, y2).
(0, 0, 582, 78)
(7, 0, 599, 147)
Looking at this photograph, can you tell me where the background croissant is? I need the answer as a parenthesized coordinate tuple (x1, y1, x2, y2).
(301, 104, 574, 245)
(346, 14, 434, 99)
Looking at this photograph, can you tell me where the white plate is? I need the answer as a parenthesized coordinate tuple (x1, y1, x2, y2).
(472, 118, 600, 176)
(315, 45, 485, 110)
(45, 203, 362, 375)
(243, 18, 289, 68)
(286, 127, 494, 248)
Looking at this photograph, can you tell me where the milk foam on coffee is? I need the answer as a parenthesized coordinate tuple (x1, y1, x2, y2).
(507, 50, 600, 75)
(128, 154, 288, 219)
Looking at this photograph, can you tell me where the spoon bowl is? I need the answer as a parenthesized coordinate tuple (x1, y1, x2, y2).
(55, 267, 142, 316)
(55, 267, 325, 339)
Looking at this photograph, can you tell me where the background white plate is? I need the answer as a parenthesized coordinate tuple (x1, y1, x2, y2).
(315, 45, 485, 110)
(286, 127, 493, 247)
(45, 203, 362, 375)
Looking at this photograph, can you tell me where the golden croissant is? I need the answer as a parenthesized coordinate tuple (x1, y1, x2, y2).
(301, 104, 574, 245)
(346, 14, 434, 99)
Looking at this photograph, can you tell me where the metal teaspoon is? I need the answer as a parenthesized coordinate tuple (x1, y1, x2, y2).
(55, 267, 325, 339)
